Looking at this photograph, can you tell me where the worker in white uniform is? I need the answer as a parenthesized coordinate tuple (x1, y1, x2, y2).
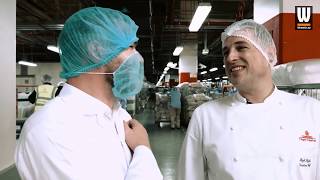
(177, 19, 320, 180)
(15, 7, 163, 180)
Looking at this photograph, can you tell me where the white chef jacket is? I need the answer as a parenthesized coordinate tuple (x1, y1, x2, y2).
(15, 83, 163, 180)
(177, 87, 320, 180)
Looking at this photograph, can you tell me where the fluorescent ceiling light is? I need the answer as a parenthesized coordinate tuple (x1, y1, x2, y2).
(156, 74, 165, 86)
(167, 62, 174, 67)
(207, 78, 212, 81)
(173, 46, 183, 56)
(189, 3, 212, 32)
(167, 62, 178, 69)
(223, 65, 225, 68)
(202, 48, 209, 55)
(222, 76, 228, 79)
(209, 67, 218, 72)
(199, 63, 207, 69)
(18, 60, 37, 67)
(47, 45, 60, 53)
(164, 67, 170, 71)
(215, 77, 220, 80)
(200, 71, 207, 75)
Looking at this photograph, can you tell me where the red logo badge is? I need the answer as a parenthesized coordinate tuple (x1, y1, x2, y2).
(299, 131, 316, 142)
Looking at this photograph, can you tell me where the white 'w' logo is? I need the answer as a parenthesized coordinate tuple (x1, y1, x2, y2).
(297, 7, 311, 22)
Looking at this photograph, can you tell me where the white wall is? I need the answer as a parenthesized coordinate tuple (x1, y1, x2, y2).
(254, 0, 280, 24)
(282, 0, 320, 13)
(0, 0, 16, 171)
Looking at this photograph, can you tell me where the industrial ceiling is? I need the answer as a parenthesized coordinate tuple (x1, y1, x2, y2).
(16, 0, 253, 83)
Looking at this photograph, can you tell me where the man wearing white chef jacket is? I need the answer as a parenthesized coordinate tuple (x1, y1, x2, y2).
(177, 19, 320, 180)
(15, 7, 162, 180)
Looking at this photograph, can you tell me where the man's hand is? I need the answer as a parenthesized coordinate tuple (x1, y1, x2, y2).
(124, 119, 151, 151)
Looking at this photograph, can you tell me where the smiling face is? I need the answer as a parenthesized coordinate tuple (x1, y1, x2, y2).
(223, 36, 272, 91)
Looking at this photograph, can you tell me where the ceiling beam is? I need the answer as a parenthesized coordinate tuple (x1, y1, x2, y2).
(18, 0, 53, 21)
(17, 24, 64, 31)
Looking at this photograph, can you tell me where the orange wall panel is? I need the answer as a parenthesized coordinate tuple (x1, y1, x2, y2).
(264, 13, 320, 64)
(280, 13, 320, 63)
(179, 72, 190, 83)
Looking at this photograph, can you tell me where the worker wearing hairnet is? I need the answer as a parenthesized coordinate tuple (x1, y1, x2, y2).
(15, 7, 162, 180)
(177, 19, 320, 180)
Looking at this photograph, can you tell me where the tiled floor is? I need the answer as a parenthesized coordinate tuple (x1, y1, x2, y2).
(0, 166, 19, 180)
(135, 108, 186, 180)
(1, 106, 186, 180)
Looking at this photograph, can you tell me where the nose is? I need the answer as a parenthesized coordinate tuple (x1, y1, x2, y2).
(224, 48, 239, 64)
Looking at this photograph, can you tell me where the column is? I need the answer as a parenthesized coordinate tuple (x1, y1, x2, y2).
(0, 0, 16, 172)
(179, 43, 198, 83)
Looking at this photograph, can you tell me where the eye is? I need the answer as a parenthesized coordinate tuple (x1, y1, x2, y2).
(222, 49, 229, 57)
(236, 46, 248, 51)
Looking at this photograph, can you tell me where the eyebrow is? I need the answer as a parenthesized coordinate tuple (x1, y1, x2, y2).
(223, 40, 250, 52)
(234, 41, 250, 46)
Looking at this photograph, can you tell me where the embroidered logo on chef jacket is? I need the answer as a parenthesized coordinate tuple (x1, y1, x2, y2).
(299, 130, 316, 142)
(299, 158, 312, 167)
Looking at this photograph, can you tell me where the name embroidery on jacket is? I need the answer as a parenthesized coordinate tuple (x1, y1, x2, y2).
(299, 158, 312, 167)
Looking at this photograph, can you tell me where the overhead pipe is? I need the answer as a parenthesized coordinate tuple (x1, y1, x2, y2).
(208, 37, 221, 49)
(204, 32, 207, 49)
(17, 24, 64, 31)
(149, 0, 155, 74)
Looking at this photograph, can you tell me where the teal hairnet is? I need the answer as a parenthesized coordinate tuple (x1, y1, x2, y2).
(58, 7, 139, 79)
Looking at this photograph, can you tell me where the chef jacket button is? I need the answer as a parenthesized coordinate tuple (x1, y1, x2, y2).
(278, 101, 283, 105)
(230, 127, 234, 131)
(104, 112, 111, 120)
(278, 156, 284, 162)
(280, 126, 284, 130)
(233, 157, 238, 162)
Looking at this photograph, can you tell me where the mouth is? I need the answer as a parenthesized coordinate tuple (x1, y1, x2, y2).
(229, 65, 245, 73)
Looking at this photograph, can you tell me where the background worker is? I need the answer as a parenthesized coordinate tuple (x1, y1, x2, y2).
(169, 86, 181, 129)
(28, 74, 58, 111)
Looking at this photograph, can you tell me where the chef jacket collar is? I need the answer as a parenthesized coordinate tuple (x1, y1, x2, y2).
(58, 83, 121, 115)
(235, 85, 281, 104)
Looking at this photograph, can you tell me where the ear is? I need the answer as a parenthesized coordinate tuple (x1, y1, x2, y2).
(265, 46, 277, 66)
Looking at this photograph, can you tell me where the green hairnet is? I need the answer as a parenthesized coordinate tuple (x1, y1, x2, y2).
(58, 7, 139, 79)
